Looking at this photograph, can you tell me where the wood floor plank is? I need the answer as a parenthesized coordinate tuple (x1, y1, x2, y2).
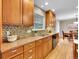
(45, 39, 74, 59)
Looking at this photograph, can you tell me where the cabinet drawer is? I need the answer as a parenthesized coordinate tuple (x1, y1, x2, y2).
(24, 54, 35, 59)
(11, 54, 23, 59)
(2, 46, 23, 59)
(24, 48, 35, 59)
(43, 37, 49, 42)
(24, 41, 35, 51)
(43, 36, 52, 42)
(35, 39, 42, 46)
(24, 48, 35, 56)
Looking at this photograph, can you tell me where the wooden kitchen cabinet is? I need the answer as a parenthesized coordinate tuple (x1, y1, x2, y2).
(24, 48, 35, 59)
(2, 0, 34, 26)
(43, 41, 49, 58)
(43, 38, 49, 58)
(48, 36, 53, 53)
(2, 0, 22, 25)
(46, 10, 56, 27)
(35, 39, 43, 59)
(11, 54, 23, 59)
(35, 37, 52, 59)
(1, 35, 53, 59)
(24, 41, 35, 59)
(2, 46, 23, 59)
(0, 0, 2, 48)
(36, 45, 43, 59)
(24, 41, 35, 51)
(0, 27, 2, 48)
(23, 0, 34, 26)
(0, 0, 2, 24)
(43, 36, 53, 58)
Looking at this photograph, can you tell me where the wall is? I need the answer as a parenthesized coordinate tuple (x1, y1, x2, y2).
(2, 25, 34, 41)
(56, 20, 60, 33)
(34, 6, 45, 16)
(60, 19, 77, 35)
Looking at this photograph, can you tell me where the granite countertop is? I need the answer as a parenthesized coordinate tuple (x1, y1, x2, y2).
(1, 34, 53, 53)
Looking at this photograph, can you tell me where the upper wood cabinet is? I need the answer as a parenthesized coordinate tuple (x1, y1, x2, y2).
(2, 0, 22, 25)
(46, 10, 56, 27)
(2, 0, 34, 26)
(22, 0, 34, 26)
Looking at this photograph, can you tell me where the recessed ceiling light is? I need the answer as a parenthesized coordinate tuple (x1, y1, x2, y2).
(73, 22, 79, 24)
(45, 2, 48, 5)
(76, 6, 78, 9)
(41, 5, 44, 8)
(52, 9, 55, 12)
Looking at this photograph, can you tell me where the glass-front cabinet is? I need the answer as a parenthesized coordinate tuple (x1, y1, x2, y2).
(33, 7, 45, 31)
(33, 14, 45, 31)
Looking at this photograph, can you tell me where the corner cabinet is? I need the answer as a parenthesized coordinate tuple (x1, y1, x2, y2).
(23, 0, 34, 26)
(46, 10, 56, 27)
(2, 0, 22, 25)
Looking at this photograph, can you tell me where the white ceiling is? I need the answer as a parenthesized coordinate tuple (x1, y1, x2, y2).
(34, 0, 78, 20)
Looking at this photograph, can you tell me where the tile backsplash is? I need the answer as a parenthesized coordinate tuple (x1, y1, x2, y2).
(3, 25, 34, 39)
(2, 25, 55, 41)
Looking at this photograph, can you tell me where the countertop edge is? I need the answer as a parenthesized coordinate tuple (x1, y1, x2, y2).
(1, 34, 53, 53)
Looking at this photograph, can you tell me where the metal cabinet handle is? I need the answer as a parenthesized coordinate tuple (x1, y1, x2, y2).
(29, 50, 32, 53)
(11, 50, 17, 53)
(29, 56, 32, 59)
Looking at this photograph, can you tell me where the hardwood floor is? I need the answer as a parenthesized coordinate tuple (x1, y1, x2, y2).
(45, 38, 74, 59)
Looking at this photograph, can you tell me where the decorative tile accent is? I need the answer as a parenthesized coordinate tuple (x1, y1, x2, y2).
(2, 25, 33, 39)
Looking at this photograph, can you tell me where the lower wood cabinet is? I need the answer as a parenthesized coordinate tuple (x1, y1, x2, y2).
(11, 54, 23, 59)
(36, 36, 53, 59)
(48, 36, 53, 53)
(2, 46, 23, 59)
(1, 35, 53, 59)
(43, 36, 53, 58)
(24, 48, 35, 59)
(24, 41, 35, 59)
(36, 45, 43, 59)
(43, 40, 49, 57)
(35, 39, 43, 59)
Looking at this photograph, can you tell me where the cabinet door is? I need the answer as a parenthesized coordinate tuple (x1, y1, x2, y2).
(24, 48, 35, 59)
(46, 10, 55, 27)
(46, 11, 50, 26)
(2, 0, 22, 25)
(43, 42, 49, 58)
(36, 45, 43, 59)
(48, 37, 53, 52)
(11, 54, 23, 59)
(23, 0, 34, 26)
